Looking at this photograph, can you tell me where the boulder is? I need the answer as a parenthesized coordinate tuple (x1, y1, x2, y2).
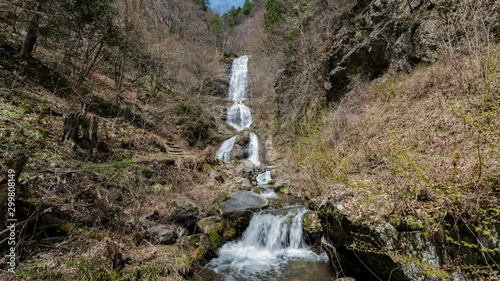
(196, 216, 224, 234)
(179, 233, 217, 261)
(234, 177, 252, 189)
(303, 211, 323, 237)
(145, 224, 178, 245)
(234, 160, 256, 180)
(170, 200, 199, 232)
(273, 178, 289, 189)
(221, 191, 269, 214)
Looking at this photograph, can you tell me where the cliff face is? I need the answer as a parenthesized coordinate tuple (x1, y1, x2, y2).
(273, 0, 498, 134)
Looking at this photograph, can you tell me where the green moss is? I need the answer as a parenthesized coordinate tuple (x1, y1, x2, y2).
(222, 226, 237, 240)
(208, 231, 223, 248)
(278, 186, 290, 194)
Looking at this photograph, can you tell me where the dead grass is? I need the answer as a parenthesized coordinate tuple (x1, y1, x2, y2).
(288, 46, 500, 226)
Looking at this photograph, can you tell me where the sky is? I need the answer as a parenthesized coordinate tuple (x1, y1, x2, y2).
(210, 0, 246, 14)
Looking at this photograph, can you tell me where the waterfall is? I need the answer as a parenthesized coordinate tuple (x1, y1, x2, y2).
(256, 170, 272, 185)
(208, 209, 326, 279)
(228, 56, 249, 102)
(215, 136, 237, 161)
(248, 133, 260, 166)
(227, 102, 252, 131)
(216, 55, 259, 164)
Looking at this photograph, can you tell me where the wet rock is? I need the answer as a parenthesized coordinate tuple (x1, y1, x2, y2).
(220, 191, 269, 214)
(235, 130, 250, 146)
(221, 210, 253, 240)
(335, 278, 356, 281)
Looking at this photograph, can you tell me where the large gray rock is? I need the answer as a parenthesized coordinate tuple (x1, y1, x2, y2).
(221, 191, 269, 214)
(170, 200, 199, 232)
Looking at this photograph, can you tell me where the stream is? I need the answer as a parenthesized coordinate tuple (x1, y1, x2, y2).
(202, 56, 335, 280)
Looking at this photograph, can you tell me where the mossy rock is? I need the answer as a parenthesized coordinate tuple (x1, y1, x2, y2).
(276, 186, 291, 195)
(208, 231, 223, 248)
(196, 216, 224, 234)
(303, 211, 323, 235)
(394, 215, 425, 232)
(269, 200, 285, 209)
(179, 234, 217, 261)
(222, 210, 253, 240)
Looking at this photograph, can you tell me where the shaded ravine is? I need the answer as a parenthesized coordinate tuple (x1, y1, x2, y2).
(202, 56, 334, 280)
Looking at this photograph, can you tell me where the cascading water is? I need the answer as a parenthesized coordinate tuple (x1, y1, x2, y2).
(227, 102, 252, 131)
(216, 55, 259, 164)
(248, 133, 260, 166)
(206, 209, 328, 280)
(228, 56, 249, 102)
(208, 55, 334, 281)
(215, 136, 237, 161)
(256, 170, 272, 185)
(256, 170, 277, 199)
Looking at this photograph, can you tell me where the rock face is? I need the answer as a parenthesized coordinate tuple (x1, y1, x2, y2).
(231, 130, 250, 160)
(274, 0, 461, 128)
(169, 200, 199, 232)
(318, 203, 500, 281)
(221, 191, 269, 214)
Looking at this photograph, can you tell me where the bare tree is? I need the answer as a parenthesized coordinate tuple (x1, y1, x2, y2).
(19, 0, 45, 61)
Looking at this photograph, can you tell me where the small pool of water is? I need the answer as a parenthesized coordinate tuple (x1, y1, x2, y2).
(194, 257, 335, 281)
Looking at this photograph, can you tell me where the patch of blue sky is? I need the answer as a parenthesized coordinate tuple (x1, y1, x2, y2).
(210, 0, 246, 14)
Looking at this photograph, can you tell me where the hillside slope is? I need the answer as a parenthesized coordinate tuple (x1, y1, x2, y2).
(0, 1, 241, 280)
(256, 0, 500, 279)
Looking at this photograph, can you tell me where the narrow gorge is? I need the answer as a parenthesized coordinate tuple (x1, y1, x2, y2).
(1, 0, 498, 280)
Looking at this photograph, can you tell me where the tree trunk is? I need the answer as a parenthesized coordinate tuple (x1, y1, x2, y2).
(19, 1, 43, 61)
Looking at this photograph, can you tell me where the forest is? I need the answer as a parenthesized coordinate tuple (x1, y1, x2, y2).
(0, 0, 499, 280)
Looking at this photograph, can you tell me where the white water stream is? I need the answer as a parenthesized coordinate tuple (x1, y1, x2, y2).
(207, 209, 328, 280)
(215, 136, 237, 162)
(208, 56, 332, 280)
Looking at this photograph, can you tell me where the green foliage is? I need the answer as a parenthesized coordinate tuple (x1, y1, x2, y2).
(209, 14, 223, 38)
(264, 0, 285, 31)
(223, 7, 242, 26)
(242, 0, 255, 15)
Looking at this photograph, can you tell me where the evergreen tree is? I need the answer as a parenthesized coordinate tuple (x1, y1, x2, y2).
(264, 0, 285, 31)
(242, 0, 254, 15)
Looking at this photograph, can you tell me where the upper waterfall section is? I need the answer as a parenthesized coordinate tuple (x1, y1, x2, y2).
(228, 55, 249, 102)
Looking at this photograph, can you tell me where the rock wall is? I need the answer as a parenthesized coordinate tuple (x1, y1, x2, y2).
(318, 202, 500, 280)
